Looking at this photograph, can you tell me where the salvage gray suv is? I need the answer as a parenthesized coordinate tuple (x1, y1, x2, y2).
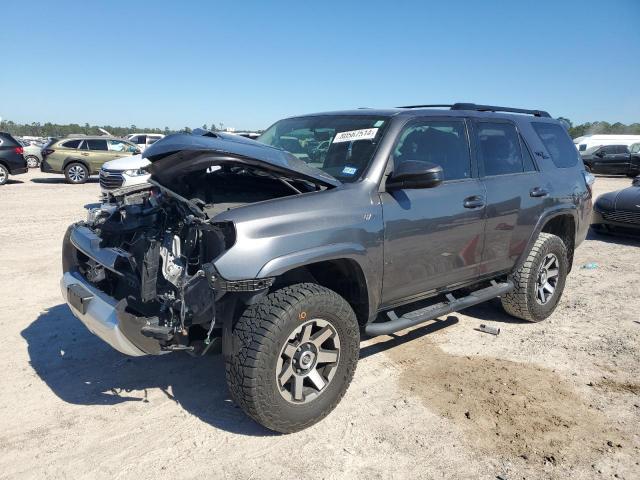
(60, 103, 593, 432)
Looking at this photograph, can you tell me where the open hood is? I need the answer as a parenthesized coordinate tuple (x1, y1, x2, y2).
(143, 130, 340, 188)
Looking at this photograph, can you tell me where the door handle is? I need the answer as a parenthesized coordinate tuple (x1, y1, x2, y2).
(463, 196, 485, 209)
(530, 187, 549, 198)
(81, 152, 89, 156)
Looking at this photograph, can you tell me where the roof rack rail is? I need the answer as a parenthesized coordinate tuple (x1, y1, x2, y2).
(450, 103, 551, 118)
(397, 104, 453, 109)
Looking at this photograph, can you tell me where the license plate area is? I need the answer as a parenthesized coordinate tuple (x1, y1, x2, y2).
(68, 284, 94, 314)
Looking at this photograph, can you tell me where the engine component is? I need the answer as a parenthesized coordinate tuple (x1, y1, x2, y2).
(159, 234, 184, 286)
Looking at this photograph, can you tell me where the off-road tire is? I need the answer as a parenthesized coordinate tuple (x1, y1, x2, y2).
(501, 233, 568, 322)
(225, 283, 360, 433)
(64, 162, 89, 184)
(0, 164, 8, 185)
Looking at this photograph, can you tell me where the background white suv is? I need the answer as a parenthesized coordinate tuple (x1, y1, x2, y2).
(99, 154, 150, 195)
(126, 133, 164, 152)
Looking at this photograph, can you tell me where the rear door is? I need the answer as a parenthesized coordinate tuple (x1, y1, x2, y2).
(472, 120, 547, 274)
(83, 139, 110, 172)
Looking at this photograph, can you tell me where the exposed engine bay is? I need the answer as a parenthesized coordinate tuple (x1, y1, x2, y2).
(63, 163, 323, 355)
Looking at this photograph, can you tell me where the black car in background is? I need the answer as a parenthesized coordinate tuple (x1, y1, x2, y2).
(592, 175, 640, 235)
(581, 144, 640, 177)
(0, 132, 28, 185)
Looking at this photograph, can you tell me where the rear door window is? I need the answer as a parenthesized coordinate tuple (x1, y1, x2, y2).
(85, 139, 108, 151)
(531, 122, 579, 168)
(61, 139, 82, 149)
(475, 122, 525, 176)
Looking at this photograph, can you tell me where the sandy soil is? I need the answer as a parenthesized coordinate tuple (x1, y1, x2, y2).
(0, 170, 638, 480)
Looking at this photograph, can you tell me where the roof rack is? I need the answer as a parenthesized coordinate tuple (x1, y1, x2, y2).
(397, 104, 453, 109)
(450, 103, 551, 118)
(397, 103, 551, 118)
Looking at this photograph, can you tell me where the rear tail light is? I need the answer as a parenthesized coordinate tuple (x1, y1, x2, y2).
(42, 148, 55, 156)
(14, 146, 23, 155)
(582, 170, 595, 195)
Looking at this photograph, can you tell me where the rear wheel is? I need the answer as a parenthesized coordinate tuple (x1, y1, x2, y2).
(25, 156, 40, 168)
(64, 162, 89, 184)
(501, 233, 568, 322)
(225, 283, 360, 433)
(0, 165, 8, 185)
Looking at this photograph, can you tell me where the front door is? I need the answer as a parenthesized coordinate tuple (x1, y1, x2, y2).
(381, 118, 486, 305)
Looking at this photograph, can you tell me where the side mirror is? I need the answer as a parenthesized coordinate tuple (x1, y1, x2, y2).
(386, 160, 444, 190)
(596, 150, 605, 158)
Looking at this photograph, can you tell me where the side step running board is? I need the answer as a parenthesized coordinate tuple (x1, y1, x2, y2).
(365, 280, 514, 336)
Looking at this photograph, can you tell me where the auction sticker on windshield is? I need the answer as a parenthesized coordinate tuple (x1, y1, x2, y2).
(333, 128, 379, 143)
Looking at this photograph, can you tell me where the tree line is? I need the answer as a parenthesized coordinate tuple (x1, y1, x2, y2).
(1, 118, 639, 140)
(0, 120, 242, 138)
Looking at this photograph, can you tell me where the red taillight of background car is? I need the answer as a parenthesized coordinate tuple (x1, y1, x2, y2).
(42, 148, 55, 156)
(14, 146, 23, 155)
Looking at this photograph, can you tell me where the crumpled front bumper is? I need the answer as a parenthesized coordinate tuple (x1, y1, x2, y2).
(61, 271, 146, 356)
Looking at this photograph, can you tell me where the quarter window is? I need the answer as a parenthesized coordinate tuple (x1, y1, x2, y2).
(531, 122, 579, 168)
(475, 122, 524, 176)
(394, 120, 471, 181)
(85, 139, 108, 151)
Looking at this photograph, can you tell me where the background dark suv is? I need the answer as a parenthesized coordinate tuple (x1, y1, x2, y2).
(581, 144, 640, 176)
(0, 132, 28, 185)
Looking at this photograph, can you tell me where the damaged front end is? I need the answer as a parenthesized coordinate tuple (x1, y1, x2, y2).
(61, 131, 336, 356)
(61, 185, 242, 355)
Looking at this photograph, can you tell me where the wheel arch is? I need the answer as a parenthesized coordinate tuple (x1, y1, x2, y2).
(63, 157, 90, 172)
(518, 208, 577, 272)
(271, 258, 371, 328)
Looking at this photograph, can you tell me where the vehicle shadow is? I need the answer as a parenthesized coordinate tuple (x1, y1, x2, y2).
(460, 298, 530, 324)
(21, 304, 275, 437)
(587, 228, 640, 246)
(360, 315, 459, 359)
(3, 179, 24, 185)
(31, 177, 99, 184)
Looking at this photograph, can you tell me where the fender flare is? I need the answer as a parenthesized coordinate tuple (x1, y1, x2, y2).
(257, 242, 377, 321)
(258, 242, 368, 278)
(514, 205, 578, 271)
(62, 157, 91, 173)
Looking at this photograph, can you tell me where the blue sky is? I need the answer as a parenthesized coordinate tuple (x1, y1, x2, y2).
(2, 0, 639, 130)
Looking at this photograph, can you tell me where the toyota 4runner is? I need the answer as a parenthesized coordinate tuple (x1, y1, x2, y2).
(60, 103, 593, 432)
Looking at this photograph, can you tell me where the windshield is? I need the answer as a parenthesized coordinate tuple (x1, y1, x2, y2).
(258, 115, 390, 182)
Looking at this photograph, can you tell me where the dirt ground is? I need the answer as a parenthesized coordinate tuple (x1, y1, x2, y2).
(0, 170, 638, 480)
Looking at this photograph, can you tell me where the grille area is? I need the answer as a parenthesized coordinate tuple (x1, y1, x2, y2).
(602, 210, 640, 225)
(100, 169, 124, 190)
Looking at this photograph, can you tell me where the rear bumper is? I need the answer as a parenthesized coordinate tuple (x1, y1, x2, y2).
(40, 159, 62, 174)
(10, 166, 28, 175)
(61, 271, 146, 356)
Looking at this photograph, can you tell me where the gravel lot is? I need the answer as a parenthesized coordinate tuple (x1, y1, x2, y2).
(0, 170, 638, 480)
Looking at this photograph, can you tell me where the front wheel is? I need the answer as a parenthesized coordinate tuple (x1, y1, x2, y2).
(64, 162, 89, 184)
(225, 283, 360, 433)
(501, 233, 568, 322)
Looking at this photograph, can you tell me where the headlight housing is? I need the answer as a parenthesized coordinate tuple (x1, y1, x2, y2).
(123, 169, 148, 177)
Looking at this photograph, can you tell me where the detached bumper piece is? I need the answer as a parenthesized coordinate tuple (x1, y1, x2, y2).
(61, 271, 147, 356)
(365, 280, 514, 336)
